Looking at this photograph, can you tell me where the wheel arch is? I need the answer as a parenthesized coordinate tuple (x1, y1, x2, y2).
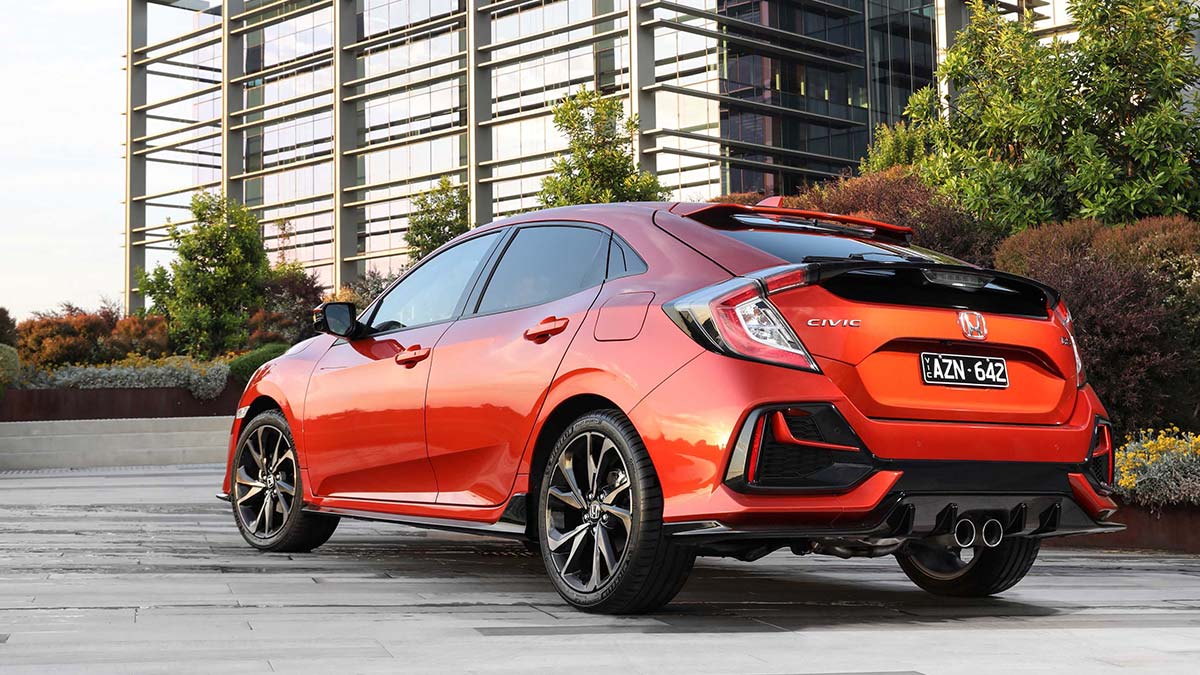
(522, 392, 645, 540)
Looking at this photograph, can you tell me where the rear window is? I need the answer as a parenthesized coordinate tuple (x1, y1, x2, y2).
(717, 228, 963, 266)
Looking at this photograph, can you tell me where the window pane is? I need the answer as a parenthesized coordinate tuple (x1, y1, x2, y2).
(370, 232, 498, 331)
(478, 226, 607, 313)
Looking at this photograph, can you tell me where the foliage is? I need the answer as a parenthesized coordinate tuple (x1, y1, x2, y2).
(538, 88, 670, 207)
(0, 343, 18, 398)
(15, 302, 170, 369)
(860, 122, 931, 174)
(327, 269, 403, 310)
(16, 304, 119, 369)
(995, 216, 1200, 432)
(251, 263, 324, 347)
(228, 343, 290, 384)
(789, 167, 1003, 266)
(0, 307, 16, 347)
(892, 0, 1200, 233)
(139, 192, 270, 359)
(406, 177, 470, 262)
(1115, 427, 1200, 507)
(19, 355, 231, 401)
(108, 314, 169, 359)
(706, 192, 765, 206)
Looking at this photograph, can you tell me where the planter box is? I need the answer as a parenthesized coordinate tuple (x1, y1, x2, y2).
(0, 381, 242, 422)
(1048, 503, 1200, 554)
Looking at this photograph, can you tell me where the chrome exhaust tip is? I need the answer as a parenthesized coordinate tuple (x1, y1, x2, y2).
(981, 518, 1005, 548)
(952, 518, 977, 549)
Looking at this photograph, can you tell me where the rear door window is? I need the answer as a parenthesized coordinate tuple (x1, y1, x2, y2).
(476, 225, 609, 314)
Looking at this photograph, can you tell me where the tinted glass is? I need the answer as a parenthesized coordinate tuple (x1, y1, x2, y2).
(369, 232, 498, 332)
(607, 236, 648, 278)
(477, 226, 608, 313)
(718, 229, 962, 265)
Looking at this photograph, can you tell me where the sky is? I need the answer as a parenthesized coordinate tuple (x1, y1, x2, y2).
(0, 2, 127, 320)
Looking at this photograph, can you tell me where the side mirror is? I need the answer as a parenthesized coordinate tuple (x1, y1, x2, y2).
(313, 302, 360, 338)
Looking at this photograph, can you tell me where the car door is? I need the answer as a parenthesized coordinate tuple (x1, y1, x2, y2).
(302, 230, 502, 502)
(425, 223, 611, 506)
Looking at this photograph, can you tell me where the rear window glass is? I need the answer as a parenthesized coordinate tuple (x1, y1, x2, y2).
(717, 228, 963, 265)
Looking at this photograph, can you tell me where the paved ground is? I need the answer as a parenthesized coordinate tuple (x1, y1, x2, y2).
(1, 466, 1199, 674)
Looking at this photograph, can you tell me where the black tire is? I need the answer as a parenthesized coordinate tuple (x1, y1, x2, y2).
(231, 410, 339, 553)
(896, 537, 1040, 597)
(537, 409, 695, 614)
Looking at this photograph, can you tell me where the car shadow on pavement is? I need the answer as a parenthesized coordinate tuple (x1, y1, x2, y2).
(260, 532, 1062, 634)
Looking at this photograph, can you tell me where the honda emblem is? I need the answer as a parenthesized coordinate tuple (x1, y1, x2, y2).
(958, 311, 988, 341)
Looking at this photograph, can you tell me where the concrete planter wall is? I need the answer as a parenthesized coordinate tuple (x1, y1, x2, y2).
(0, 382, 242, 422)
(0, 416, 234, 470)
(1051, 503, 1200, 554)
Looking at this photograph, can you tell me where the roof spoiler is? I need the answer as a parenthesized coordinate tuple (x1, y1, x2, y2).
(671, 197, 916, 241)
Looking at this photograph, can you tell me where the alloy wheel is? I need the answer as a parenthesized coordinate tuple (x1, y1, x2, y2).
(544, 431, 633, 593)
(234, 423, 297, 540)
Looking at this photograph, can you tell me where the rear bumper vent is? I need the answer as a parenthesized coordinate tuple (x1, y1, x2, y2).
(1087, 420, 1114, 488)
(726, 404, 874, 491)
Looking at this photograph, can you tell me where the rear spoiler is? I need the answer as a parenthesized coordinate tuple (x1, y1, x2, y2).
(798, 260, 1062, 310)
(670, 197, 917, 241)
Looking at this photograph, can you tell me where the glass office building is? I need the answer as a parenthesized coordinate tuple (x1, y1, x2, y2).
(124, 0, 936, 308)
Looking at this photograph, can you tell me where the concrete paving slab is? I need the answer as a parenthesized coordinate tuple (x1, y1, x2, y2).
(1, 464, 1199, 672)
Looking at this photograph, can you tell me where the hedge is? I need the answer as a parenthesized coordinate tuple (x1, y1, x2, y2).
(228, 342, 290, 384)
(19, 355, 230, 401)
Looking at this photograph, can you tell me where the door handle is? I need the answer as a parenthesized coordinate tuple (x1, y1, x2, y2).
(394, 345, 431, 368)
(524, 316, 570, 343)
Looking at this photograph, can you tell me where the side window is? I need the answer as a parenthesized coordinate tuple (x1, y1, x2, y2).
(607, 236, 648, 278)
(368, 231, 499, 333)
(476, 226, 608, 314)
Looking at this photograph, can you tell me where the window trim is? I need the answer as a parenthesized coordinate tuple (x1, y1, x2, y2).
(357, 228, 507, 339)
(464, 221, 614, 320)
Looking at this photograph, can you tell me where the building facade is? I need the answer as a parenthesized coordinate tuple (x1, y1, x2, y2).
(123, 0, 937, 309)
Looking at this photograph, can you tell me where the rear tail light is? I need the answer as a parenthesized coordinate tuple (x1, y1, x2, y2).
(1056, 300, 1086, 388)
(664, 265, 820, 372)
(1087, 419, 1114, 487)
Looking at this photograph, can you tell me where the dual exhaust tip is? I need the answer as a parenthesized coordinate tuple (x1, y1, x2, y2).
(952, 517, 1005, 549)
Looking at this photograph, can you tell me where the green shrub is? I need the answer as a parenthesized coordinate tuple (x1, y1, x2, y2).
(228, 343, 290, 384)
(1116, 427, 1200, 508)
(21, 355, 230, 401)
(0, 343, 18, 398)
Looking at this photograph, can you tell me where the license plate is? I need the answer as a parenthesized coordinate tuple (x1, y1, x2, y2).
(920, 352, 1009, 389)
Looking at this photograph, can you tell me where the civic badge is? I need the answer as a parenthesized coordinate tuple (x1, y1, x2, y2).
(958, 311, 987, 341)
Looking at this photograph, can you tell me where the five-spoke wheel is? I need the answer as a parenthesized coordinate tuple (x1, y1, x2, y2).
(231, 410, 339, 552)
(538, 409, 695, 613)
(544, 431, 633, 592)
(234, 422, 298, 540)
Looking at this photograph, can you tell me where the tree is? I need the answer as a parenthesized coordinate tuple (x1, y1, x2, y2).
(139, 192, 270, 358)
(0, 307, 16, 347)
(248, 262, 325, 347)
(405, 176, 469, 262)
(860, 122, 931, 174)
(882, 0, 1200, 232)
(538, 88, 669, 206)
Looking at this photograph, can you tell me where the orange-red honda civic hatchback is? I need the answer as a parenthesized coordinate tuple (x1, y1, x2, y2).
(219, 200, 1122, 614)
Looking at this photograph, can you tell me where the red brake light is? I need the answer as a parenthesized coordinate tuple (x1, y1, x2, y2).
(663, 269, 820, 373)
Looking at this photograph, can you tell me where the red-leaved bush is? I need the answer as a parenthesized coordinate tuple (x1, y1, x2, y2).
(996, 217, 1200, 433)
(710, 168, 1002, 266)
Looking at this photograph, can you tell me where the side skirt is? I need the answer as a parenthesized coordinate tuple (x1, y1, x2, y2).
(303, 493, 529, 540)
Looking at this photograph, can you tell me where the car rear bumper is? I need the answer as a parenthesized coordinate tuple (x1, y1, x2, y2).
(663, 463, 1122, 547)
(629, 351, 1118, 531)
